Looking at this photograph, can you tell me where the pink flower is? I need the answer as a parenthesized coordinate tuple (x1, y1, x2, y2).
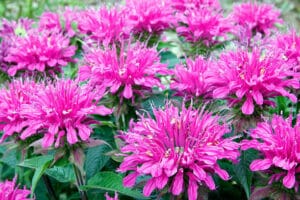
(242, 115, 300, 190)
(0, 80, 37, 143)
(38, 9, 77, 37)
(276, 30, 300, 65)
(19, 79, 112, 148)
(171, 0, 220, 11)
(176, 6, 231, 46)
(170, 56, 213, 99)
(0, 177, 31, 200)
(4, 30, 76, 76)
(105, 192, 118, 200)
(79, 42, 169, 100)
(232, 2, 282, 40)
(0, 18, 33, 72)
(76, 7, 130, 44)
(118, 104, 239, 199)
(125, 0, 175, 34)
(210, 48, 300, 115)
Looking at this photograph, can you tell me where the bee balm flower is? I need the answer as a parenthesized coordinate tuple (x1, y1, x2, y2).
(210, 48, 300, 115)
(242, 115, 300, 189)
(0, 177, 31, 200)
(19, 79, 112, 148)
(79, 42, 169, 100)
(118, 104, 239, 200)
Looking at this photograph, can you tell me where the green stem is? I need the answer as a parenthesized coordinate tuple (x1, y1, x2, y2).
(73, 164, 88, 200)
(42, 175, 58, 200)
(26, 0, 33, 18)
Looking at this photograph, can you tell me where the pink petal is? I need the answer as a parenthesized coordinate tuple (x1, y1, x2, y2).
(123, 172, 138, 187)
(143, 178, 156, 197)
(66, 126, 78, 144)
(42, 133, 55, 148)
(188, 175, 198, 200)
(123, 84, 133, 99)
(192, 164, 206, 180)
(212, 87, 229, 98)
(171, 168, 184, 195)
(283, 169, 295, 189)
(250, 159, 272, 171)
(155, 175, 168, 189)
(252, 90, 263, 105)
(215, 165, 230, 180)
(94, 105, 113, 116)
(203, 175, 216, 190)
(241, 96, 254, 115)
(77, 125, 91, 141)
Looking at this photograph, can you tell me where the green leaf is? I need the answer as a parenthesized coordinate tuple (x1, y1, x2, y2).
(45, 164, 75, 183)
(19, 155, 54, 197)
(82, 171, 148, 199)
(160, 51, 181, 69)
(233, 149, 258, 199)
(19, 155, 54, 169)
(85, 145, 111, 180)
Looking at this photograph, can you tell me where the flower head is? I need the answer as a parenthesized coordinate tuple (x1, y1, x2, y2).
(232, 2, 282, 39)
(242, 115, 300, 190)
(39, 9, 77, 37)
(0, 80, 37, 143)
(118, 104, 239, 199)
(76, 7, 130, 44)
(125, 0, 175, 35)
(0, 18, 33, 72)
(210, 48, 300, 115)
(79, 42, 169, 100)
(171, 0, 220, 11)
(170, 56, 213, 99)
(0, 177, 31, 200)
(4, 30, 76, 76)
(276, 30, 300, 65)
(176, 7, 231, 46)
(19, 79, 112, 148)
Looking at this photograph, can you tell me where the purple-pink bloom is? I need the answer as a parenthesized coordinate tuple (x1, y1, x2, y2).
(0, 177, 31, 200)
(79, 42, 169, 100)
(4, 30, 76, 77)
(170, 56, 213, 99)
(19, 79, 112, 148)
(125, 0, 175, 35)
(118, 104, 239, 199)
(38, 9, 77, 37)
(242, 115, 300, 190)
(231, 2, 282, 40)
(171, 0, 220, 11)
(76, 7, 130, 45)
(0, 80, 37, 143)
(276, 30, 300, 65)
(176, 6, 231, 46)
(0, 18, 33, 72)
(210, 48, 300, 115)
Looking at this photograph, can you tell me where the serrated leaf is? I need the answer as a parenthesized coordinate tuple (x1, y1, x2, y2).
(233, 149, 258, 199)
(19, 155, 54, 169)
(45, 164, 75, 183)
(82, 171, 148, 199)
(85, 145, 111, 180)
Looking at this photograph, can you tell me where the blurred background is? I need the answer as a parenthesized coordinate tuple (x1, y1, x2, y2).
(0, 0, 299, 31)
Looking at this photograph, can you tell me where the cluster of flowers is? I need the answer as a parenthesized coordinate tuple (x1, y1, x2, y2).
(0, 177, 31, 200)
(0, 0, 300, 199)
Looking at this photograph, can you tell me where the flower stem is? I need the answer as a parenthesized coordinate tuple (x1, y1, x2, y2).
(42, 175, 58, 200)
(73, 164, 88, 200)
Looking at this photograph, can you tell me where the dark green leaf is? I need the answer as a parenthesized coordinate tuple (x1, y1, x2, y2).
(233, 149, 259, 199)
(45, 164, 75, 183)
(85, 145, 111, 180)
(82, 171, 148, 199)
